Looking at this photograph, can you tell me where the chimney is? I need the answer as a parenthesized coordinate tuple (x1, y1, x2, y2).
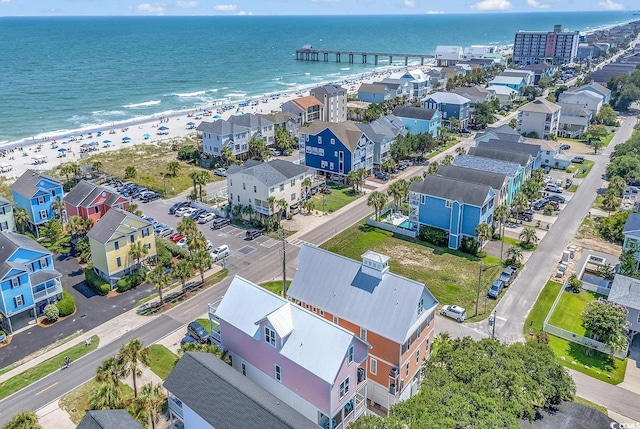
(361, 250, 390, 280)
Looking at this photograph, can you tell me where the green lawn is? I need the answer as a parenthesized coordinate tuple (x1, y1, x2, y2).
(259, 280, 292, 296)
(0, 335, 99, 400)
(60, 379, 134, 425)
(310, 184, 360, 214)
(573, 159, 595, 179)
(321, 223, 502, 321)
(146, 344, 177, 380)
(574, 396, 608, 415)
(502, 235, 537, 251)
(548, 289, 606, 336)
(568, 184, 579, 192)
(523, 281, 627, 385)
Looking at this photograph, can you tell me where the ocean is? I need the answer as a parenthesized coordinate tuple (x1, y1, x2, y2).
(0, 12, 636, 144)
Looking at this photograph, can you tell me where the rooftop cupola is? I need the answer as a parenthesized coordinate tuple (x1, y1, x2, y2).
(361, 250, 390, 279)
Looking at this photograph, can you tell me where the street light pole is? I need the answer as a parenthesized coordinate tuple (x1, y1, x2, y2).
(476, 260, 482, 317)
(499, 214, 506, 264)
(491, 310, 497, 340)
(281, 228, 287, 298)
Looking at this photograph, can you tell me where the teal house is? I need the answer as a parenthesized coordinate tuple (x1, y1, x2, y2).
(11, 170, 64, 236)
(0, 232, 62, 333)
(0, 197, 15, 232)
(392, 105, 441, 137)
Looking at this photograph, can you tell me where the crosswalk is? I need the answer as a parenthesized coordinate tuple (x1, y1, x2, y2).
(287, 238, 315, 248)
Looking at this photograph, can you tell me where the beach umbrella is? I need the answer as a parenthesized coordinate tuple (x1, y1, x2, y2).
(122, 136, 131, 142)
(234, 108, 244, 116)
(58, 148, 67, 152)
(143, 133, 151, 138)
(158, 126, 169, 131)
(213, 114, 221, 119)
(186, 121, 195, 126)
(103, 139, 111, 143)
(89, 141, 99, 146)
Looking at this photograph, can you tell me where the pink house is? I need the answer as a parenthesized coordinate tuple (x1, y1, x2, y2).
(64, 180, 129, 222)
(214, 276, 370, 429)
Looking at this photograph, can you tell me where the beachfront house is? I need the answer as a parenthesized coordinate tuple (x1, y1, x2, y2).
(164, 352, 319, 429)
(422, 92, 471, 129)
(557, 103, 593, 138)
(389, 69, 430, 100)
(453, 155, 525, 204)
(355, 115, 407, 167)
(257, 112, 303, 142)
(87, 208, 156, 288)
(226, 159, 312, 218)
(409, 175, 495, 250)
(299, 121, 374, 179)
(0, 231, 62, 334)
(437, 165, 509, 208)
(64, 180, 129, 223)
(213, 276, 370, 429)
(357, 83, 395, 103)
(434, 45, 463, 67)
(516, 97, 561, 140)
(391, 106, 441, 137)
(310, 85, 348, 123)
(198, 120, 250, 158)
(287, 245, 438, 411)
(607, 275, 640, 346)
(0, 198, 15, 232)
(227, 113, 276, 147)
(11, 170, 64, 236)
(281, 96, 325, 125)
(557, 89, 604, 116)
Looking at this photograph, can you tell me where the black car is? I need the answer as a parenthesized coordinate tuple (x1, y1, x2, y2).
(548, 194, 566, 204)
(180, 335, 198, 346)
(187, 322, 210, 344)
(511, 209, 534, 222)
(169, 201, 190, 215)
(140, 192, 161, 203)
(245, 229, 263, 240)
(189, 208, 207, 220)
(559, 144, 571, 150)
(532, 198, 550, 211)
(374, 171, 389, 181)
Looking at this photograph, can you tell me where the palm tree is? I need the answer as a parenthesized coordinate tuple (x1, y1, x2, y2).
(173, 259, 194, 290)
(146, 265, 171, 306)
(58, 163, 73, 184)
(95, 356, 125, 388)
(92, 161, 103, 175)
(387, 180, 408, 211)
(441, 154, 454, 166)
(367, 191, 388, 221)
(511, 193, 529, 223)
(14, 207, 30, 234)
(167, 161, 181, 177)
(128, 240, 149, 274)
(303, 199, 315, 214)
(69, 163, 81, 183)
(2, 411, 41, 429)
(276, 199, 288, 222)
(118, 339, 149, 398)
(126, 203, 142, 216)
(519, 226, 539, 247)
(507, 246, 523, 265)
(381, 158, 397, 174)
(190, 250, 213, 283)
(194, 170, 210, 201)
(409, 175, 422, 183)
(189, 171, 199, 199)
(187, 230, 207, 254)
(347, 169, 359, 193)
(220, 145, 235, 167)
(426, 161, 439, 175)
(134, 382, 165, 429)
(51, 196, 65, 223)
(531, 168, 545, 183)
(266, 196, 277, 218)
(90, 382, 123, 410)
(356, 168, 367, 192)
(68, 215, 94, 237)
(608, 176, 626, 197)
(124, 166, 137, 179)
(602, 191, 621, 215)
(455, 146, 466, 156)
(177, 217, 198, 238)
(493, 204, 508, 235)
(475, 222, 493, 247)
(242, 204, 254, 223)
(301, 177, 312, 199)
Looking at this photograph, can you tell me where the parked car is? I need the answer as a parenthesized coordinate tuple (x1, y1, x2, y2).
(499, 266, 518, 286)
(245, 229, 263, 240)
(169, 233, 185, 243)
(176, 237, 188, 248)
(319, 185, 332, 195)
(511, 209, 534, 222)
(189, 208, 206, 220)
(214, 168, 227, 177)
(559, 144, 571, 150)
(533, 198, 550, 211)
(153, 223, 167, 233)
(374, 171, 389, 181)
(156, 226, 173, 238)
(180, 335, 198, 346)
(571, 156, 585, 164)
(548, 194, 566, 204)
(182, 207, 198, 218)
(440, 305, 466, 322)
(210, 244, 230, 261)
(169, 201, 190, 215)
(174, 206, 191, 217)
(460, 128, 471, 134)
(130, 187, 148, 198)
(205, 240, 213, 251)
(564, 178, 573, 189)
(545, 184, 563, 194)
(211, 217, 231, 229)
(140, 191, 161, 203)
(187, 322, 210, 344)
(488, 279, 504, 299)
(198, 212, 215, 224)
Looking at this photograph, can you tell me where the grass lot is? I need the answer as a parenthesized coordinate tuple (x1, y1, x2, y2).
(60, 379, 134, 425)
(568, 184, 579, 192)
(576, 216, 601, 242)
(321, 223, 502, 321)
(523, 281, 627, 384)
(548, 289, 605, 336)
(0, 177, 12, 202)
(574, 396, 608, 415)
(573, 159, 595, 179)
(0, 335, 99, 400)
(310, 184, 360, 214)
(425, 140, 457, 159)
(502, 235, 538, 251)
(56, 140, 223, 198)
(146, 344, 177, 380)
(259, 280, 292, 296)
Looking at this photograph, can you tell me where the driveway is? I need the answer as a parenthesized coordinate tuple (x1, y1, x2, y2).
(0, 254, 154, 369)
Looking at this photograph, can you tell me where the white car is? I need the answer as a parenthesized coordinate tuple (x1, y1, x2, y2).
(205, 240, 213, 251)
(176, 237, 188, 248)
(182, 207, 198, 217)
(198, 212, 215, 224)
(174, 206, 191, 217)
(214, 168, 227, 177)
(440, 305, 466, 322)
(210, 245, 229, 261)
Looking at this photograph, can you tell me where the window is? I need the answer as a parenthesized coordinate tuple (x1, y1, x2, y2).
(11, 277, 20, 288)
(420, 195, 426, 205)
(360, 328, 367, 341)
(37, 196, 45, 205)
(94, 206, 100, 214)
(229, 193, 233, 201)
(269, 187, 275, 193)
(348, 345, 354, 364)
(253, 185, 257, 193)
(291, 193, 296, 201)
(14, 295, 24, 307)
(114, 241, 120, 250)
(0, 221, 7, 231)
(405, 363, 409, 377)
(39, 209, 48, 219)
(417, 323, 422, 338)
(418, 298, 424, 315)
(142, 228, 149, 238)
(41, 258, 49, 268)
(290, 179, 296, 187)
(130, 234, 135, 244)
(416, 350, 420, 364)
(320, 310, 324, 316)
(280, 184, 285, 192)
(370, 358, 377, 375)
(242, 363, 247, 376)
(275, 364, 282, 382)
(333, 315, 339, 324)
(265, 326, 276, 347)
(425, 337, 430, 352)
(242, 183, 246, 190)
(318, 136, 322, 145)
(445, 200, 452, 208)
(331, 138, 335, 145)
(116, 257, 122, 267)
(339, 377, 350, 399)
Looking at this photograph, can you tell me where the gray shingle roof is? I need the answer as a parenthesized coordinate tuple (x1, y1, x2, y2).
(557, 103, 592, 117)
(310, 84, 347, 95)
(0, 231, 54, 279)
(227, 113, 274, 129)
(77, 410, 143, 429)
(229, 159, 310, 188)
(11, 169, 62, 199)
(450, 86, 493, 104)
(519, 401, 614, 429)
(300, 121, 367, 152)
(63, 180, 112, 207)
(257, 112, 300, 126)
(86, 207, 150, 244)
(623, 213, 640, 235)
(164, 352, 319, 429)
(392, 105, 439, 121)
(437, 165, 508, 191)
(358, 83, 390, 94)
(197, 120, 249, 135)
(517, 97, 561, 114)
(609, 274, 640, 310)
(477, 139, 541, 158)
(475, 124, 522, 140)
(468, 146, 532, 167)
(0, 197, 11, 206)
(288, 245, 438, 344)
(409, 175, 492, 207)
(453, 155, 521, 177)
(30, 270, 61, 285)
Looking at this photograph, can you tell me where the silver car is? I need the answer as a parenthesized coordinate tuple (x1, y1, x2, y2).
(440, 305, 466, 322)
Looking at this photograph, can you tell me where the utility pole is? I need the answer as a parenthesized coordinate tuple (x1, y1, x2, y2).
(281, 229, 287, 298)
(491, 310, 497, 340)
(476, 260, 482, 317)
(499, 214, 506, 264)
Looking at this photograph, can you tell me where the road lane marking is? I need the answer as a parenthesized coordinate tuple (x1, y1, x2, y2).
(36, 382, 58, 396)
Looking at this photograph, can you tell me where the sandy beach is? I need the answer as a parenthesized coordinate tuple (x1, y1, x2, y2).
(0, 66, 408, 181)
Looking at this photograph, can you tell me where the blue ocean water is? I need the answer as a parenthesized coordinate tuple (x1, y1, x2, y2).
(0, 12, 635, 144)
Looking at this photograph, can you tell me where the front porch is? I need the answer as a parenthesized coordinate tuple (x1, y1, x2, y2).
(321, 381, 367, 429)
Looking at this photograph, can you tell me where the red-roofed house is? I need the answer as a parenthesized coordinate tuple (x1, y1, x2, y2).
(64, 180, 129, 222)
(281, 96, 325, 124)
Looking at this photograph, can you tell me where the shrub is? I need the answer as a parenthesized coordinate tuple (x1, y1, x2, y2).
(536, 331, 549, 344)
(44, 304, 59, 322)
(85, 266, 111, 295)
(598, 210, 630, 242)
(156, 240, 173, 268)
(567, 273, 583, 293)
(56, 291, 76, 317)
(460, 237, 481, 257)
(418, 226, 448, 247)
(543, 204, 555, 216)
(115, 269, 147, 293)
(156, 237, 190, 259)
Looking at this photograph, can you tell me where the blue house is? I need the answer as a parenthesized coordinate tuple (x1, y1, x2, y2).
(476, 139, 543, 171)
(0, 231, 62, 333)
(392, 105, 441, 137)
(422, 92, 471, 129)
(468, 146, 535, 181)
(357, 83, 394, 103)
(11, 170, 64, 236)
(299, 121, 374, 178)
(409, 175, 494, 249)
(453, 155, 525, 205)
(356, 115, 407, 166)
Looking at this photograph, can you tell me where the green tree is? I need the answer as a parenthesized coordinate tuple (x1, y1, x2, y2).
(511, 193, 529, 223)
(598, 210, 630, 242)
(301, 177, 312, 198)
(220, 145, 235, 167)
(118, 339, 149, 398)
(248, 137, 268, 160)
(606, 155, 640, 181)
(128, 240, 149, 273)
(592, 139, 605, 154)
(173, 259, 195, 290)
(493, 204, 508, 235)
(475, 222, 492, 247)
(381, 158, 397, 174)
(455, 146, 466, 156)
(608, 176, 627, 197)
(167, 161, 181, 177)
(2, 412, 41, 429)
(273, 125, 295, 154)
(595, 104, 618, 126)
(132, 382, 165, 429)
(619, 250, 639, 277)
(441, 154, 454, 166)
(126, 203, 142, 216)
(51, 196, 65, 223)
(90, 382, 123, 410)
(581, 298, 630, 356)
(367, 191, 388, 221)
(506, 246, 523, 265)
(146, 265, 171, 306)
(95, 356, 125, 388)
(14, 207, 30, 234)
(519, 226, 539, 247)
(190, 249, 213, 284)
(387, 179, 408, 211)
(567, 273, 583, 293)
(124, 166, 137, 179)
(602, 191, 621, 214)
(68, 215, 93, 237)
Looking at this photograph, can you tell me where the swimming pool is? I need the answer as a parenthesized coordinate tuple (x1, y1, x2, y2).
(399, 220, 415, 230)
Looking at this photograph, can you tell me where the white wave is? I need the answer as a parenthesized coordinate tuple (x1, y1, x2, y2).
(91, 110, 127, 117)
(340, 67, 350, 71)
(304, 72, 310, 75)
(226, 92, 247, 98)
(207, 88, 219, 93)
(272, 77, 283, 81)
(174, 91, 206, 97)
(123, 100, 161, 108)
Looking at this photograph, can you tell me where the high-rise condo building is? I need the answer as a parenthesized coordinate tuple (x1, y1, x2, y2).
(513, 25, 579, 65)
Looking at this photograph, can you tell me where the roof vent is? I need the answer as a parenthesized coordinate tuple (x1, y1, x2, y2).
(361, 250, 390, 279)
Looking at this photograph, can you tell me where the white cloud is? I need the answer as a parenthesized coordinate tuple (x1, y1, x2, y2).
(403, 0, 416, 7)
(137, 2, 166, 14)
(214, 4, 237, 12)
(426, 9, 444, 13)
(471, 0, 512, 10)
(527, 0, 550, 9)
(176, 1, 198, 8)
(598, 0, 624, 10)
(0, 0, 11, 3)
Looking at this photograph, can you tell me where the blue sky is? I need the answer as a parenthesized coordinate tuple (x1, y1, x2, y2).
(0, 0, 634, 16)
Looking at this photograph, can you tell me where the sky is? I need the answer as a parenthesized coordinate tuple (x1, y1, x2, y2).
(0, 0, 635, 16)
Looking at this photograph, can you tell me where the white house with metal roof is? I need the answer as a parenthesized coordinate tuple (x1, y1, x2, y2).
(608, 275, 640, 344)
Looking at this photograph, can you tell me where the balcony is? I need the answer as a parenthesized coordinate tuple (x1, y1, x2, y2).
(32, 279, 62, 302)
(167, 395, 183, 419)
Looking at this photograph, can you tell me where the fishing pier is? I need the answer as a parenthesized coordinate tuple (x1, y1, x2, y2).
(295, 47, 434, 66)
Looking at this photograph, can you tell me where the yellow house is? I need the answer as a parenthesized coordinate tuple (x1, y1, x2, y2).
(87, 208, 156, 287)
